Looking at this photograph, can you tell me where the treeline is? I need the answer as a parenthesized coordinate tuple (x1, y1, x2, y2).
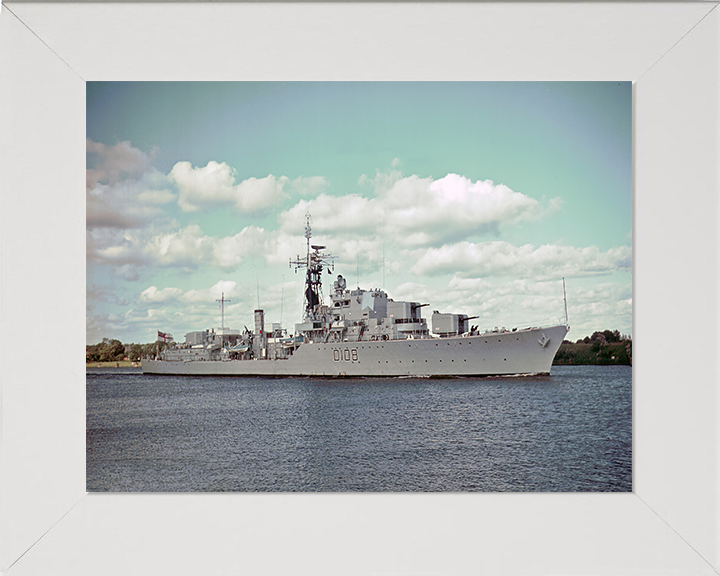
(554, 330, 632, 366)
(86, 338, 172, 363)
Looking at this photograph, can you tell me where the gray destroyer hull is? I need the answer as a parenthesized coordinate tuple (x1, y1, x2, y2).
(142, 324, 568, 377)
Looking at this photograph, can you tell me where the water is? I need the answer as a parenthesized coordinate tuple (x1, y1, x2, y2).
(86, 365, 631, 492)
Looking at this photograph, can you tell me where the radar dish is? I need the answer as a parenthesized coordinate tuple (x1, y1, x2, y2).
(311, 245, 326, 250)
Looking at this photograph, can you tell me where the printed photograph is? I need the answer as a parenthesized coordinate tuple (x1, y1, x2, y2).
(86, 82, 632, 492)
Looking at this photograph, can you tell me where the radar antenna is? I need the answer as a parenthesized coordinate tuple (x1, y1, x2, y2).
(289, 213, 335, 320)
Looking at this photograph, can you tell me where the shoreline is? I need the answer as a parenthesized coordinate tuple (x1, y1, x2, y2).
(87, 361, 142, 368)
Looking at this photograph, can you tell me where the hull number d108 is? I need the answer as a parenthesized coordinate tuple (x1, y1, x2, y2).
(333, 348, 359, 362)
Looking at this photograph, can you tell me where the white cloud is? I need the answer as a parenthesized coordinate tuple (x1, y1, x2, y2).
(387, 174, 548, 245)
(411, 241, 632, 279)
(142, 224, 216, 268)
(86, 151, 631, 342)
(169, 161, 289, 213)
(140, 286, 184, 303)
(279, 172, 555, 247)
(287, 176, 329, 197)
(180, 280, 239, 303)
(279, 195, 377, 237)
(235, 175, 289, 212)
(212, 227, 267, 269)
(561, 283, 632, 339)
(169, 161, 235, 211)
(88, 144, 329, 229)
(86, 139, 154, 191)
(86, 140, 175, 230)
(87, 171, 175, 230)
(137, 188, 176, 206)
(88, 224, 270, 272)
(88, 228, 142, 265)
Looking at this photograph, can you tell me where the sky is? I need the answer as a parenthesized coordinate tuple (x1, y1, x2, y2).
(86, 82, 632, 345)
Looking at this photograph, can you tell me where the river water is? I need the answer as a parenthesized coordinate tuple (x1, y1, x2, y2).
(86, 365, 631, 492)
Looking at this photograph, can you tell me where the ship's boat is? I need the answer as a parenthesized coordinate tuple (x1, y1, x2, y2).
(143, 217, 569, 377)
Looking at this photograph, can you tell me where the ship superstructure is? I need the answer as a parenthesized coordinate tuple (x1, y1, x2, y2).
(143, 216, 569, 377)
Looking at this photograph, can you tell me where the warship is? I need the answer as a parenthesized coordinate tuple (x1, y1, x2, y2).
(142, 217, 569, 377)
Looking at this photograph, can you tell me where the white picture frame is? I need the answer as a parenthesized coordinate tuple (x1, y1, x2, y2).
(1, 2, 718, 574)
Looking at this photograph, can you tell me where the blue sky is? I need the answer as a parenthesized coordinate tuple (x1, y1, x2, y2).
(86, 82, 632, 344)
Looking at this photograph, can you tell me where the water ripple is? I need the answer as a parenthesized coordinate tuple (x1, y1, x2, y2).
(87, 365, 631, 492)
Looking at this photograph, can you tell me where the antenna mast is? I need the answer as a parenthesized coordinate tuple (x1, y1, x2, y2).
(562, 277, 569, 326)
(216, 292, 231, 330)
(289, 213, 335, 320)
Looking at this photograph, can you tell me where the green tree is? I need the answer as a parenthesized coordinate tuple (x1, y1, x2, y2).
(602, 329, 621, 343)
(86, 343, 101, 362)
(99, 338, 125, 362)
(139, 340, 174, 359)
(128, 343, 143, 361)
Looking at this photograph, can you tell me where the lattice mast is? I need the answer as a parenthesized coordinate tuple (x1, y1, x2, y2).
(290, 213, 335, 321)
(216, 292, 231, 330)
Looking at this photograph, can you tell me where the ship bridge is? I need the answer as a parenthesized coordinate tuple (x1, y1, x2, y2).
(323, 274, 429, 341)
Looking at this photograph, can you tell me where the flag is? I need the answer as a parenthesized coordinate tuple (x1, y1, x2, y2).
(158, 331, 173, 342)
